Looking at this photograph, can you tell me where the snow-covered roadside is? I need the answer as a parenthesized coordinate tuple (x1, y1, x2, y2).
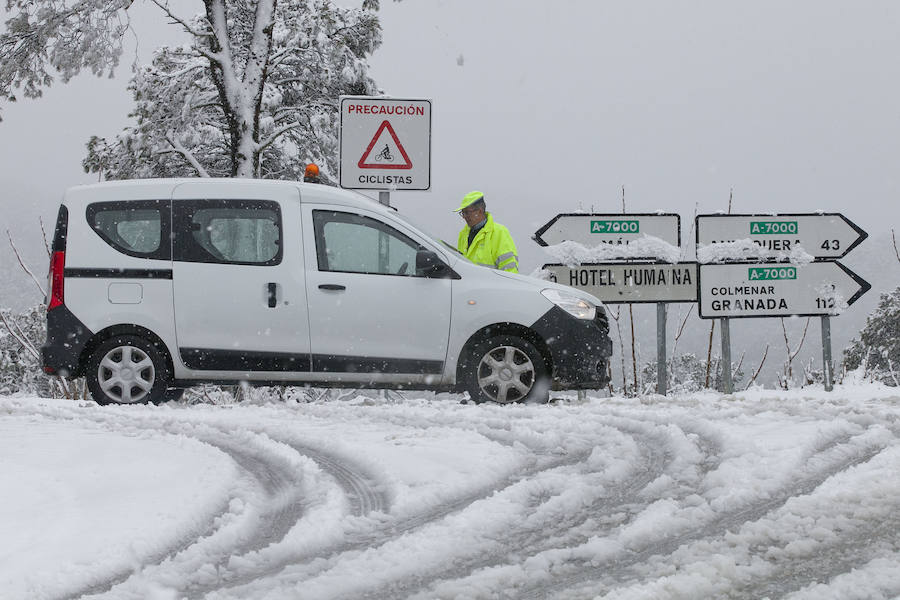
(1, 384, 898, 600)
(0, 411, 238, 599)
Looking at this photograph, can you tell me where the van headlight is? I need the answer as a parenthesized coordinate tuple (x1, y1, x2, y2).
(541, 289, 596, 320)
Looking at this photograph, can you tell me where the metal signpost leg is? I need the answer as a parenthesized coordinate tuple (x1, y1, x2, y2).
(657, 302, 667, 396)
(721, 318, 733, 394)
(378, 187, 391, 403)
(377, 190, 391, 273)
(821, 315, 834, 392)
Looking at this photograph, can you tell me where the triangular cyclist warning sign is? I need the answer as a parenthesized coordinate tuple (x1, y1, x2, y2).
(358, 120, 413, 169)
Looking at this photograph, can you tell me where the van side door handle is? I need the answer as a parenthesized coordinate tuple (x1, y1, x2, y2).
(318, 284, 346, 291)
(267, 282, 277, 307)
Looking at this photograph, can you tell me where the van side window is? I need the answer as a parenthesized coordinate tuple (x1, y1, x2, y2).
(86, 200, 170, 260)
(174, 199, 282, 265)
(313, 210, 422, 276)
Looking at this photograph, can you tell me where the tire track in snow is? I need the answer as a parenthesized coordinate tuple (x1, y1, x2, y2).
(362, 421, 717, 600)
(286, 442, 387, 517)
(515, 429, 889, 600)
(183, 435, 390, 595)
(59, 435, 292, 600)
(28, 409, 364, 600)
(208, 415, 615, 598)
(738, 512, 900, 600)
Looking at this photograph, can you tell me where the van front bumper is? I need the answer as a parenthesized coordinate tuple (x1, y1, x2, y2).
(531, 306, 612, 390)
(41, 306, 93, 376)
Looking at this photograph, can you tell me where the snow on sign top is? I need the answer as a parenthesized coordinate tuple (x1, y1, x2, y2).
(696, 213, 867, 260)
(533, 213, 681, 249)
(339, 96, 432, 191)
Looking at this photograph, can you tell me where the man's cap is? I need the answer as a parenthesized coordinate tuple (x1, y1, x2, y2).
(455, 191, 485, 212)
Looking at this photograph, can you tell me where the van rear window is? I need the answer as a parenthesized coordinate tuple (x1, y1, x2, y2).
(86, 201, 170, 260)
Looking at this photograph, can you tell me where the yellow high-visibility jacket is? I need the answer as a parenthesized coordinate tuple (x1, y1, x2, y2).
(457, 212, 519, 273)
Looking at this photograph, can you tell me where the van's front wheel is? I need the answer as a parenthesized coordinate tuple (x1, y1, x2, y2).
(86, 336, 169, 405)
(465, 335, 549, 404)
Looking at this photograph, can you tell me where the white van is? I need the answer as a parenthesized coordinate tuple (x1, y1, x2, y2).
(42, 179, 611, 404)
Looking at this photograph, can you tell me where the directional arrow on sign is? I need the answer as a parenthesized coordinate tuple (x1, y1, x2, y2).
(534, 213, 680, 248)
(698, 261, 871, 319)
(696, 213, 867, 260)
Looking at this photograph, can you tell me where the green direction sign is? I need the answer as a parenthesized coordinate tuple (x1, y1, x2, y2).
(696, 213, 867, 259)
(698, 261, 870, 318)
(534, 213, 680, 249)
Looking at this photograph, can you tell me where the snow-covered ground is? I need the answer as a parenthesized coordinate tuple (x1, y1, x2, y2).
(1, 384, 898, 600)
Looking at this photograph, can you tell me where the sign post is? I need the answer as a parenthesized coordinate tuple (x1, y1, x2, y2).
(822, 316, 834, 391)
(697, 212, 869, 393)
(657, 303, 667, 395)
(721, 318, 733, 393)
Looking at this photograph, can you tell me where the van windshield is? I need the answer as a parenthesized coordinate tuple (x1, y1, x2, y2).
(345, 190, 467, 261)
(388, 207, 466, 260)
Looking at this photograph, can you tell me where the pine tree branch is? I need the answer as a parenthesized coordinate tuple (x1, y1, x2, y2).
(781, 318, 792, 380)
(790, 318, 811, 362)
(11, 318, 39, 358)
(163, 135, 211, 177)
(892, 228, 900, 264)
(160, 62, 207, 80)
(734, 351, 745, 378)
(0, 311, 40, 361)
(149, 0, 212, 39)
(745, 344, 769, 390)
(40, 216, 51, 258)
(257, 122, 301, 153)
(671, 304, 694, 356)
(7, 229, 45, 297)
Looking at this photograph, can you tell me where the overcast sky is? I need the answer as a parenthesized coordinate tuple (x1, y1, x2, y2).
(2, 0, 899, 364)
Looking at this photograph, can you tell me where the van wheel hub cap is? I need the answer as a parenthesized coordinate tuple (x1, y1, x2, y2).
(477, 345, 535, 404)
(97, 345, 155, 404)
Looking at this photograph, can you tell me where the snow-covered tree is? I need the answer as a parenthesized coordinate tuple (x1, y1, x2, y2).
(843, 287, 900, 386)
(0, 305, 56, 397)
(2, 1, 382, 179)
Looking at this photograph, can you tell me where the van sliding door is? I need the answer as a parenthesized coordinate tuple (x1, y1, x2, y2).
(170, 181, 311, 375)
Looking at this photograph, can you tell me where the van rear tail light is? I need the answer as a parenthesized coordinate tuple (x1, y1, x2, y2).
(48, 251, 65, 311)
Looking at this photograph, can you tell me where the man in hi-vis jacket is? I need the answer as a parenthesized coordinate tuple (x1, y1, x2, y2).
(455, 191, 518, 273)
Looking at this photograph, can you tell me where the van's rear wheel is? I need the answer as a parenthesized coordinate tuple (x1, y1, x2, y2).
(466, 335, 549, 404)
(86, 335, 169, 405)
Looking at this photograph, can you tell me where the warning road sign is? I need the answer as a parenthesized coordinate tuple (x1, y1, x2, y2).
(358, 120, 412, 169)
(340, 96, 431, 191)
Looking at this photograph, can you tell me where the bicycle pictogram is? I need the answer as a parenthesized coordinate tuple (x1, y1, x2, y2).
(375, 144, 393, 162)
